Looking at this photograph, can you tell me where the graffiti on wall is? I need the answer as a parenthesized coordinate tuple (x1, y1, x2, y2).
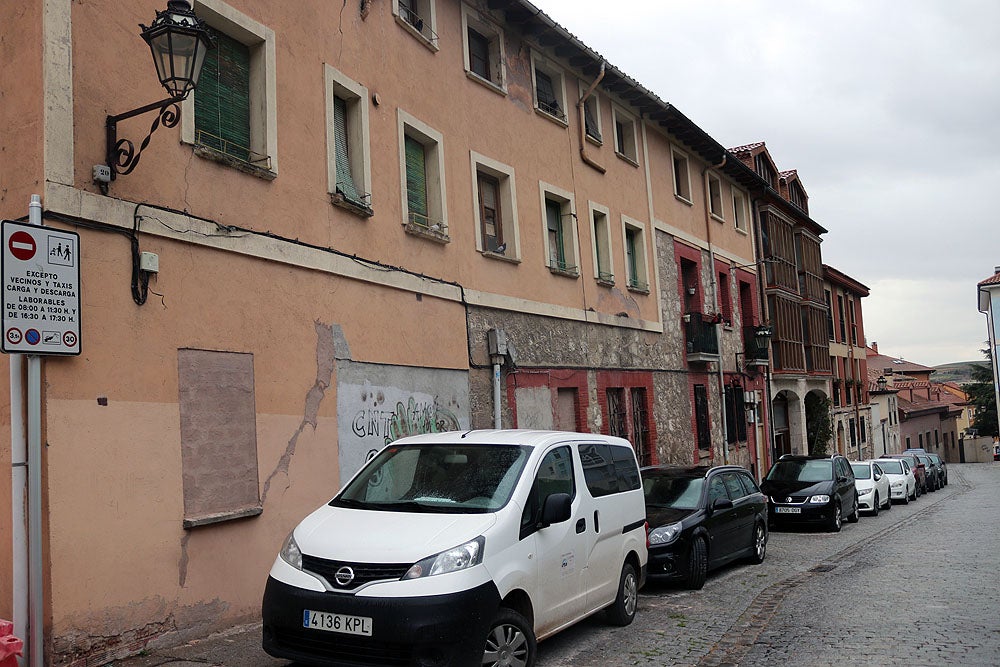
(337, 368, 469, 482)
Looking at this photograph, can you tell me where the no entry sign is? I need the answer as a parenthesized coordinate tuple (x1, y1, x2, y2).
(1, 220, 81, 355)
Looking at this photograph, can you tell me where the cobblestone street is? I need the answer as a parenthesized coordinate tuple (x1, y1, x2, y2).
(112, 463, 1000, 667)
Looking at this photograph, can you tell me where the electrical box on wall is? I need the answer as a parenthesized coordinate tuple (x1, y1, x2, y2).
(140, 252, 159, 273)
(487, 329, 508, 356)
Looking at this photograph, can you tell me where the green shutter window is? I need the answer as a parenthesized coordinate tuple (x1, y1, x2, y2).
(333, 96, 362, 204)
(195, 32, 252, 162)
(405, 135, 428, 224)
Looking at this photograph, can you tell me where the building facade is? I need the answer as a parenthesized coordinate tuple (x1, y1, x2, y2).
(824, 265, 871, 458)
(0, 1, 785, 663)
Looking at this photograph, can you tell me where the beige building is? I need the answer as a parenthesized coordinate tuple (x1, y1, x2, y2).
(0, 0, 772, 663)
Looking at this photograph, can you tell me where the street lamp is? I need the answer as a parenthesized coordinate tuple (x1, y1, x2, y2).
(876, 375, 888, 392)
(99, 0, 214, 191)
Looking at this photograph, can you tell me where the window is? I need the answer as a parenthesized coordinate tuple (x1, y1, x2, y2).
(825, 290, 835, 340)
(393, 0, 438, 49)
(861, 416, 867, 443)
(622, 217, 648, 292)
(708, 173, 724, 220)
(471, 152, 519, 259)
(755, 153, 776, 188)
(718, 269, 732, 324)
(837, 294, 847, 342)
(178, 349, 261, 527)
(399, 110, 447, 241)
(531, 54, 567, 123)
(672, 147, 692, 202)
(325, 65, 372, 216)
(184, 0, 277, 176)
(462, 5, 505, 91)
(590, 202, 613, 284)
(612, 107, 637, 164)
(732, 190, 748, 233)
(724, 385, 747, 443)
(607, 388, 626, 438)
(582, 89, 602, 143)
(521, 446, 574, 538)
(540, 183, 578, 275)
(695, 384, 711, 452)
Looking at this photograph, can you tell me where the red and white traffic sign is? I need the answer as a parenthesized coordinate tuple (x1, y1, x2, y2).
(1, 220, 81, 356)
(9, 231, 36, 261)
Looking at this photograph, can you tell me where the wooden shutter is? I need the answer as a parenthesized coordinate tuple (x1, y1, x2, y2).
(404, 135, 428, 223)
(333, 96, 361, 203)
(194, 32, 251, 161)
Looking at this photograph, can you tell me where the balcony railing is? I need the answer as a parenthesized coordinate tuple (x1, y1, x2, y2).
(684, 312, 719, 362)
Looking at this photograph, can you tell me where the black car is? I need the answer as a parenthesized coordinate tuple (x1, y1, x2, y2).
(761, 454, 859, 532)
(927, 453, 948, 486)
(641, 465, 767, 590)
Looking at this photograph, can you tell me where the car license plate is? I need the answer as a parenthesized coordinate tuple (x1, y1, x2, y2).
(303, 610, 373, 636)
(775, 506, 801, 514)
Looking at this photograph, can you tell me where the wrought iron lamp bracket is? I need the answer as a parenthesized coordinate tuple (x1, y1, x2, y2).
(103, 94, 186, 192)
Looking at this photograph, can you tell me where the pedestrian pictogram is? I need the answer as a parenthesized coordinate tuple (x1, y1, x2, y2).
(9, 231, 36, 261)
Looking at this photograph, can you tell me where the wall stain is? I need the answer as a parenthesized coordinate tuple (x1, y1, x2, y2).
(261, 320, 337, 505)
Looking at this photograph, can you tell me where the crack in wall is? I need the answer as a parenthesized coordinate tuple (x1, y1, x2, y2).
(261, 320, 338, 505)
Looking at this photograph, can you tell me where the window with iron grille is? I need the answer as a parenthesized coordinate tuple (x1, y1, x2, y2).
(396, 0, 438, 46)
(630, 387, 651, 466)
(607, 388, 626, 438)
(532, 55, 566, 123)
(695, 384, 711, 451)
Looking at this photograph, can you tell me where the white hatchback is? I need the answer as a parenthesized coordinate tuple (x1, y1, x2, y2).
(851, 461, 892, 515)
(872, 456, 917, 503)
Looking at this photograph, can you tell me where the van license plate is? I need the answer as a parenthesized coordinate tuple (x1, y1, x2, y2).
(775, 507, 801, 514)
(303, 610, 373, 636)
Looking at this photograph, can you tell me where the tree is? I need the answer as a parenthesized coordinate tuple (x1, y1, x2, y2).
(805, 393, 833, 456)
(963, 347, 998, 437)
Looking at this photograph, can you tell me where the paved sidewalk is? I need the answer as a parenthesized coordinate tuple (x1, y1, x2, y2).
(106, 623, 286, 667)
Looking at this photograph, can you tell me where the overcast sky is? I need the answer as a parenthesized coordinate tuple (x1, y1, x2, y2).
(531, 0, 999, 367)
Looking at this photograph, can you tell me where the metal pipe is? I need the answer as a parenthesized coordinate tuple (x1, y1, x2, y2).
(27, 353, 41, 667)
(702, 156, 728, 463)
(493, 360, 502, 429)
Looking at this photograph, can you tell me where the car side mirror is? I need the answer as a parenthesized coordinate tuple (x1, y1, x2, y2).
(710, 497, 733, 513)
(539, 492, 572, 527)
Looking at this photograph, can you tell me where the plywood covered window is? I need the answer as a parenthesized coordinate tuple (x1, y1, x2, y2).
(178, 349, 261, 528)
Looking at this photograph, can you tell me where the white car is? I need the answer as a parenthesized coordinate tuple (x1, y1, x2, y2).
(851, 461, 892, 515)
(873, 457, 917, 503)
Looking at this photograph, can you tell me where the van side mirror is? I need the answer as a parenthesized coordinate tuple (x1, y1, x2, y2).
(540, 493, 572, 527)
(710, 497, 733, 513)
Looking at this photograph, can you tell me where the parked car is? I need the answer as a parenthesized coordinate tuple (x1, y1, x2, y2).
(851, 461, 892, 515)
(916, 454, 941, 491)
(883, 453, 926, 495)
(871, 456, 916, 503)
(261, 430, 648, 667)
(760, 454, 860, 532)
(641, 465, 767, 590)
(927, 453, 948, 486)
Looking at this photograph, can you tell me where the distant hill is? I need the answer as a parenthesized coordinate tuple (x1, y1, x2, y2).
(933, 360, 989, 386)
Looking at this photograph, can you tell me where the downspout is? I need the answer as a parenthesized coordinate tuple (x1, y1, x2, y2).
(752, 196, 776, 471)
(703, 155, 728, 463)
(577, 62, 607, 174)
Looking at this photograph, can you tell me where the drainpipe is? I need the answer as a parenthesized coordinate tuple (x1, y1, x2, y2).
(702, 156, 728, 463)
(577, 62, 607, 174)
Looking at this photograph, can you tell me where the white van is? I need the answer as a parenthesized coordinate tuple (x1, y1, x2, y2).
(262, 429, 648, 667)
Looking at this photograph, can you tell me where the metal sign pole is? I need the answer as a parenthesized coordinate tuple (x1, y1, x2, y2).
(26, 195, 44, 667)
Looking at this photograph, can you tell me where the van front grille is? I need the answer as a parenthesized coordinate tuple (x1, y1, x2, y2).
(302, 555, 411, 590)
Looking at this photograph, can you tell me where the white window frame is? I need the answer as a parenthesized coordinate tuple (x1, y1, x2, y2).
(612, 105, 638, 165)
(462, 4, 505, 93)
(621, 215, 649, 293)
(392, 0, 439, 51)
(530, 52, 568, 126)
(398, 109, 448, 241)
(324, 64, 372, 216)
(471, 151, 519, 261)
(733, 188, 749, 234)
(708, 172, 724, 221)
(580, 82, 603, 145)
(539, 181, 579, 275)
(671, 146, 692, 204)
(589, 201, 614, 285)
(182, 0, 278, 175)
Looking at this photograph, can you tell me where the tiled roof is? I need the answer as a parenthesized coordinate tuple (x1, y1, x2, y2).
(779, 169, 798, 180)
(978, 270, 1000, 286)
(728, 142, 765, 156)
(865, 348, 934, 374)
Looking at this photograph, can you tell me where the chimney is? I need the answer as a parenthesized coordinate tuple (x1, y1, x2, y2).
(871, 341, 878, 353)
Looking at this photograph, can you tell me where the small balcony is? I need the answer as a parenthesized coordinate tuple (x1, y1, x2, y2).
(684, 312, 719, 363)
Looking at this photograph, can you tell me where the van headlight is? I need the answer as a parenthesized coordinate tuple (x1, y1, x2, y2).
(808, 495, 830, 504)
(648, 521, 683, 546)
(279, 532, 303, 570)
(403, 537, 485, 579)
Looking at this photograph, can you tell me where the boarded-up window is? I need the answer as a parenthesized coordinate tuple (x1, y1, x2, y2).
(178, 349, 261, 528)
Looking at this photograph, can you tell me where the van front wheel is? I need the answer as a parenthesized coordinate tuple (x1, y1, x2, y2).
(604, 561, 638, 626)
(482, 608, 536, 667)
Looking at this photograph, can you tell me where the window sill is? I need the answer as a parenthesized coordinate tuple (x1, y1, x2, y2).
(548, 265, 579, 278)
(735, 226, 749, 236)
(627, 284, 650, 295)
(481, 249, 520, 264)
(194, 145, 276, 181)
(395, 15, 439, 52)
(710, 213, 726, 223)
(586, 133, 603, 147)
(404, 220, 450, 243)
(466, 70, 507, 96)
(674, 194, 693, 206)
(331, 193, 374, 218)
(534, 106, 569, 128)
(183, 505, 262, 529)
(615, 151, 640, 168)
(597, 276, 615, 288)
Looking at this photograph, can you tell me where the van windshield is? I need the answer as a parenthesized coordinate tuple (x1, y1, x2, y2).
(332, 444, 531, 513)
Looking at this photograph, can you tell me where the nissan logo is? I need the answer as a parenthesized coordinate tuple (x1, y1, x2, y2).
(334, 566, 355, 587)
